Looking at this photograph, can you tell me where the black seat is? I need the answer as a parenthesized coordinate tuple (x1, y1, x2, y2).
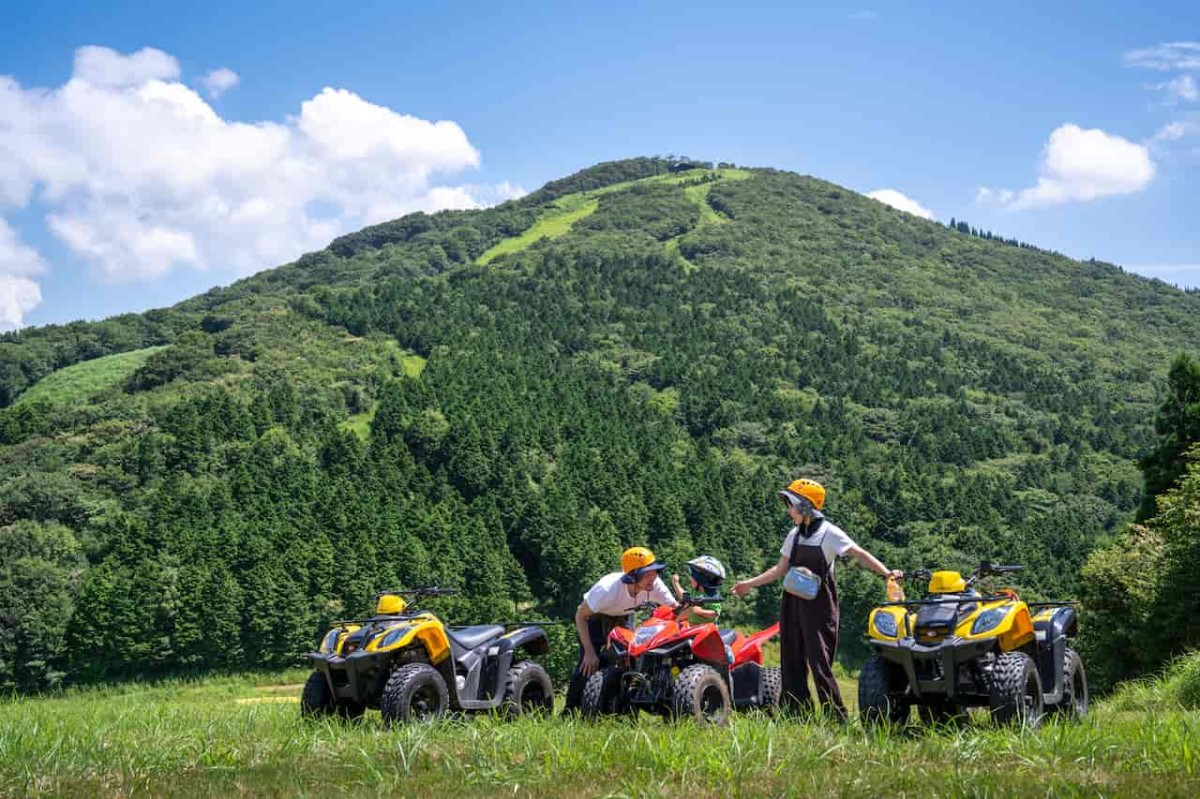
(719, 629, 739, 646)
(446, 625, 505, 651)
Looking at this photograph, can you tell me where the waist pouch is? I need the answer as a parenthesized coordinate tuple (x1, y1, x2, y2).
(783, 566, 821, 600)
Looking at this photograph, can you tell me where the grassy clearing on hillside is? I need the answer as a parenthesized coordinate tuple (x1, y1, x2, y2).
(1, 670, 1197, 798)
(478, 168, 750, 265)
(14, 346, 167, 407)
(478, 196, 600, 264)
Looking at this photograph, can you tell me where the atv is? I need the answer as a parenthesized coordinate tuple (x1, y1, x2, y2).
(302, 588, 554, 725)
(860, 561, 1087, 728)
(582, 595, 781, 725)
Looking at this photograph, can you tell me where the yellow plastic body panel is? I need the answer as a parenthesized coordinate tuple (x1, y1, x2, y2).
(363, 614, 451, 664)
(928, 571, 967, 594)
(867, 606, 910, 641)
(955, 600, 1034, 650)
(323, 625, 361, 654)
(376, 594, 408, 615)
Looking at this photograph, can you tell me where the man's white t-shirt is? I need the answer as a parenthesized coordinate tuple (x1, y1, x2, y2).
(779, 521, 856, 574)
(583, 572, 677, 616)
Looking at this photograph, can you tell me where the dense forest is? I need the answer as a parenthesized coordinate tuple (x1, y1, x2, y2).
(2, 158, 1199, 693)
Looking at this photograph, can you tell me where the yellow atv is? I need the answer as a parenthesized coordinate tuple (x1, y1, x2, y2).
(302, 588, 554, 725)
(860, 562, 1087, 728)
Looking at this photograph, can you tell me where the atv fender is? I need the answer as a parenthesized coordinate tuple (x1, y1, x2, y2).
(1033, 606, 1077, 704)
(733, 623, 780, 667)
(455, 634, 535, 711)
(365, 619, 451, 665)
(502, 626, 550, 656)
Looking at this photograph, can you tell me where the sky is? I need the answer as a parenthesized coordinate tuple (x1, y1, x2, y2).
(1, 1, 1198, 330)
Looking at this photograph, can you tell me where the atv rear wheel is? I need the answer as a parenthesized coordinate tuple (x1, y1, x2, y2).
(381, 662, 449, 727)
(300, 671, 334, 718)
(581, 666, 632, 719)
(986, 652, 1044, 727)
(502, 660, 554, 718)
(672, 664, 731, 726)
(1048, 648, 1088, 720)
(761, 666, 782, 711)
(858, 654, 909, 728)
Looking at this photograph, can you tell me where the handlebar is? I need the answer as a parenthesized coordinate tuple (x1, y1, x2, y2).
(375, 587, 461, 598)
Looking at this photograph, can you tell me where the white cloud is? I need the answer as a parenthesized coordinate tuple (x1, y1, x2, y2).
(977, 124, 1155, 210)
(848, 11, 879, 21)
(866, 189, 934, 219)
(1125, 42, 1200, 72)
(74, 45, 179, 87)
(1153, 120, 1199, 141)
(0, 218, 46, 328)
(199, 67, 239, 99)
(0, 45, 520, 306)
(1163, 74, 1199, 102)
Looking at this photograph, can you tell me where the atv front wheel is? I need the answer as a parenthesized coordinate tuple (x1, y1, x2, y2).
(300, 671, 334, 718)
(581, 666, 631, 719)
(502, 660, 554, 718)
(1048, 648, 1088, 720)
(381, 663, 449, 727)
(761, 666, 782, 711)
(858, 654, 909, 727)
(986, 652, 1044, 727)
(672, 664, 731, 726)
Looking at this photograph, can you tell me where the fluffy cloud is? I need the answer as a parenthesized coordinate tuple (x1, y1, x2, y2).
(0, 45, 523, 324)
(0, 219, 46, 329)
(1153, 121, 1199, 142)
(199, 67, 239, 99)
(1163, 74, 1199, 102)
(1124, 42, 1200, 72)
(977, 124, 1155, 210)
(866, 189, 934, 219)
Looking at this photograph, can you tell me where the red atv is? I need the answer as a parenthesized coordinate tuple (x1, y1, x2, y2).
(582, 595, 781, 725)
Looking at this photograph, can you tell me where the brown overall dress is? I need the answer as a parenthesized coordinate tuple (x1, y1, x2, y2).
(779, 518, 847, 720)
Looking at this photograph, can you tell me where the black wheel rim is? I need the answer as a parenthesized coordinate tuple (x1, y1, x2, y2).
(699, 683, 725, 723)
(521, 682, 546, 712)
(410, 683, 440, 719)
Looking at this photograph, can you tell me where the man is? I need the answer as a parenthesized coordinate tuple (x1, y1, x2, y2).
(732, 478, 898, 721)
(561, 546, 678, 715)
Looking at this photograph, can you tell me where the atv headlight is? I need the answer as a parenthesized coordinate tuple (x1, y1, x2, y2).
(379, 625, 412, 649)
(319, 630, 340, 654)
(971, 608, 1007, 636)
(873, 612, 898, 638)
(633, 623, 664, 647)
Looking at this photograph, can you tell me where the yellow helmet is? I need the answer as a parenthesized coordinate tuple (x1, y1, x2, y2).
(928, 571, 967, 594)
(376, 594, 408, 615)
(620, 546, 666, 584)
(780, 478, 826, 511)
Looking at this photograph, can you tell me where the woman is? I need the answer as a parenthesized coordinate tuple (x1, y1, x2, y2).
(732, 478, 899, 721)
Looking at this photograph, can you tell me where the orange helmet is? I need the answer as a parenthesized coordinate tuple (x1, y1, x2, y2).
(620, 546, 665, 584)
(780, 478, 826, 511)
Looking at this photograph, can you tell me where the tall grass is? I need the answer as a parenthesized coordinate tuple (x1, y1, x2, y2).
(1, 668, 1197, 798)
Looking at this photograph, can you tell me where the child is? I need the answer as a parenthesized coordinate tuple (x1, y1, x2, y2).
(671, 555, 726, 624)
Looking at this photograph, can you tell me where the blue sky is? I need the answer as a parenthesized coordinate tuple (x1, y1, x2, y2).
(1, 1, 1198, 329)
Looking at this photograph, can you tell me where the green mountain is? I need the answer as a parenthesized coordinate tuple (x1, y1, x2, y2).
(2, 157, 1198, 690)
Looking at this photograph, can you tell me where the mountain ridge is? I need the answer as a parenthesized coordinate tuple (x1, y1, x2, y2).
(0, 156, 1196, 690)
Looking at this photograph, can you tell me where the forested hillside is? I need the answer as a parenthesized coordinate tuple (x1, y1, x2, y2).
(3, 157, 1199, 692)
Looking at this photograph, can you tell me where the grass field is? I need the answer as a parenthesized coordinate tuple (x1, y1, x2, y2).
(2, 668, 1196, 798)
(14, 346, 168, 407)
(477, 168, 751, 265)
